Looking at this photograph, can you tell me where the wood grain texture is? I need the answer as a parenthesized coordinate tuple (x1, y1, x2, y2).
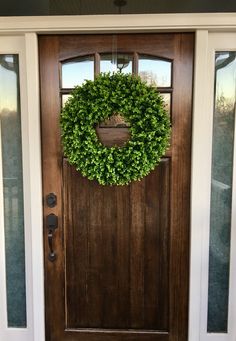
(64, 159, 170, 331)
(96, 127, 130, 147)
(57, 34, 175, 62)
(39, 33, 194, 341)
(39, 36, 65, 341)
(64, 330, 169, 341)
(169, 33, 194, 341)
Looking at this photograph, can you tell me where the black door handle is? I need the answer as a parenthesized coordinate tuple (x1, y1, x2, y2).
(46, 213, 58, 262)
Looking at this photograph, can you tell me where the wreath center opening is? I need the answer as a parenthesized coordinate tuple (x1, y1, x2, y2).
(95, 113, 131, 147)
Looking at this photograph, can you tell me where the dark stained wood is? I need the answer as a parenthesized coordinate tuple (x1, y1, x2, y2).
(169, 33, 193, 341)
(39, 36, 65, 341)
(144, 159, 170, 330)
(96, 127, 130, 147)
(39, 33, 194, 341)
(64, 330, 169, 341)
(64, 159, 170, 331)
(129, 179, 145, 328)
(58, 34, 176, 62)
(95, 52, 100, 75)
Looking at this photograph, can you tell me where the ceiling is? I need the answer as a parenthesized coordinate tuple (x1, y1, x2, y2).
(0, 0, 236, 16)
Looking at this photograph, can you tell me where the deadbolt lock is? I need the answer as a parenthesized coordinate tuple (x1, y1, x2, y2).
(46, 193, 57, 208)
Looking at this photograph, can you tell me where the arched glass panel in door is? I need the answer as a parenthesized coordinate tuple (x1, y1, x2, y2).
(138, 54, 172, 115)
(61, 53, 172, 115)
(100, 53, 132, 74)
(138, 55, 172, 87)
(61, 55, 94, 89)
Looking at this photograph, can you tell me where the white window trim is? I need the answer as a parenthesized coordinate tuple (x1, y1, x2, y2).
(189, 29, 211, 341)
(195, 33, 236, 341)
(0, 14, 236, 341)
(0, 36, 35, 341)
(0, 13, 235, 33)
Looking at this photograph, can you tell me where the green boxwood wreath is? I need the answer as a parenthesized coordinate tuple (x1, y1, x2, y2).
(60, 72, 171, 186)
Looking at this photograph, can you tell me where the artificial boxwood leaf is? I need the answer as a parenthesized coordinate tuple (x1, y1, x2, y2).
(60, 72, 171, 186)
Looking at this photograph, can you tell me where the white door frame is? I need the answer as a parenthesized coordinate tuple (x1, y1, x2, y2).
(193, 33, 236, 341)
(0, 36, 35, 341)
(0, 13, 236, 341)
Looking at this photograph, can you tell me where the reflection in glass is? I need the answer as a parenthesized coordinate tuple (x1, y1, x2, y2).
(0, 55, 26, 327)
(62, 94, 72, 107)
(207, 52, 236, 333)
(160, 93, 171, 115)
(61, 56, 94, 88)
(139, 56, 171, 87)
(100, 54, 132, 74)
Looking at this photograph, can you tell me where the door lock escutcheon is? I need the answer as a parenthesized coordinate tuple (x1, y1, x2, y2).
(46, 213, 58, 262)
(46, 193, 57, 208)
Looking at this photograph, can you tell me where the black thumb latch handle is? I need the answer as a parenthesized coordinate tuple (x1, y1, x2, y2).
(46, 213, 58, 262)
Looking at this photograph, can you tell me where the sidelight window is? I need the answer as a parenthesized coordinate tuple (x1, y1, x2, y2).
(0, 54, 26, 327)
(208, 51, 236, 333)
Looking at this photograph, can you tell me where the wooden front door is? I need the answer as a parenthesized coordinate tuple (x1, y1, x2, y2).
(39, 33, 194, 341)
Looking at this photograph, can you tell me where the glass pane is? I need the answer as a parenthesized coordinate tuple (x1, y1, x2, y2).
(139, 55, 171, 87)
(62, 94, 72, 107)
(61, 56, 94, 88)
(100, 53, 132, 74)
(0, 55, 26, 327)
(160, 93, 171, 115)
(207, 51, 236, 333)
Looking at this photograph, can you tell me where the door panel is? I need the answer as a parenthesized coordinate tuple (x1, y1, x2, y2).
(39, 33, 194, 341)
(64, 159, 170, 331)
